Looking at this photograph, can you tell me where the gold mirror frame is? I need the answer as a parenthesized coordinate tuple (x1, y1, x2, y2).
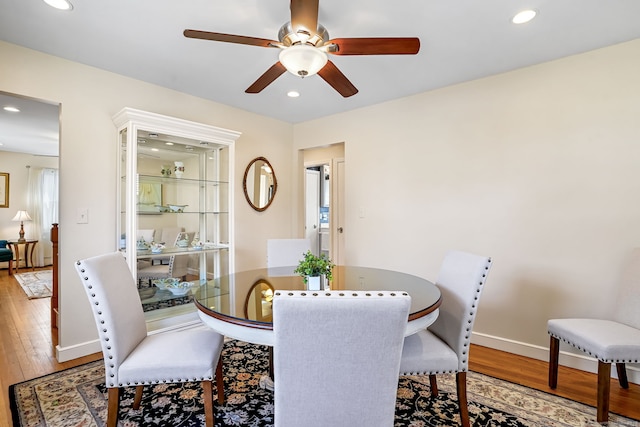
(243, 279, 275, 321)
(242, 157, 277, 212)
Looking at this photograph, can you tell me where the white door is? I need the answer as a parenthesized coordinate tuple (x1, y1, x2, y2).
(305, 169, 320, 255)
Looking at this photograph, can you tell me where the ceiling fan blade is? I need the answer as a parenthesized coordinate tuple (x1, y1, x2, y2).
(327, 38, 420, 55)
(245, 62, 287, 94)
(184, 29, 281, 48)
(290, 0, 319, 33)
(317, 60, 358, 98)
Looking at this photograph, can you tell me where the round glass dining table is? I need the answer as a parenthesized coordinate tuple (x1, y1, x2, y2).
(194, 266, 442, 346)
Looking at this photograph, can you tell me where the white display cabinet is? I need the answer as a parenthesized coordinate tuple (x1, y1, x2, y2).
(113, 108, 240, 329)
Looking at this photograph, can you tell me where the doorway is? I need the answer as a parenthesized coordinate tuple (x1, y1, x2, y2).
(0, 91, 60, 337)
(302, 143, 345, 266)
(0, 92, 59, 266)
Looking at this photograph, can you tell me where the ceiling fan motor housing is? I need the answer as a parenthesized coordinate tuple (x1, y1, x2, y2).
(278, 22, 329, 48)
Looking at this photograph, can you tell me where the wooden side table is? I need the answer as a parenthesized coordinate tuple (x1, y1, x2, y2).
(7, 239, 38, 274)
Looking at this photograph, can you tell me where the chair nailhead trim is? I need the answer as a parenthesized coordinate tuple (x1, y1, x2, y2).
(276, 291, 409, 298)
(548, 332, 640, 363)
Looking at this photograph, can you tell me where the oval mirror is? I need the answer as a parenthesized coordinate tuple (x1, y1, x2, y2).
(244, 279, 274, 321)
(243, 157, 277, 211)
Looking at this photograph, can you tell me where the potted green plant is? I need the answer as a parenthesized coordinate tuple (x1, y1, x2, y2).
(294, 250, 335, 290)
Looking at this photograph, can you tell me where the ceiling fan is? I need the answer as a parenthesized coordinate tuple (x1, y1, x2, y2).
(184, 0, 420, 98)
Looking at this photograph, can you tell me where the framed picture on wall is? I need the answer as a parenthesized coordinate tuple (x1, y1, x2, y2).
(0, 172, 8, 208)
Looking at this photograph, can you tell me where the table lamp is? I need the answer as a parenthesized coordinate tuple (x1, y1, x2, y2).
(12, 210, 32, 242)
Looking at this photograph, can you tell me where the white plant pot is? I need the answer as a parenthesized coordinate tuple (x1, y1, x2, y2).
(306, 275, 326, 291)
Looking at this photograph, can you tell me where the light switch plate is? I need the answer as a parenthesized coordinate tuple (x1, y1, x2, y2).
(77, 208, 89, 224)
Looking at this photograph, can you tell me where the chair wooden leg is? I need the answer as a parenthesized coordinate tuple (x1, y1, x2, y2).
(269, 346, 274, 379)
(133, 385, 144, 409)
(456, 371, 470, 427)
(216, 356, 225, 405)
(548, 336, 559, 388)
(8, 259, 13, 275)
(429, 374, 439, 397)
(597, 361, 611, 423)
(202, 380, 214, 427)
(107, 387, 121, 427)
(616, 363, 629, 389)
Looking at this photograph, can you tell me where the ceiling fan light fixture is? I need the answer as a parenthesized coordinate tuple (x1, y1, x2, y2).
(279, 45, 328, 78)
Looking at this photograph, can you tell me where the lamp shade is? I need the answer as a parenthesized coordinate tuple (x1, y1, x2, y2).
(12, 210, 32, 222)
(279, 45, 328, 77)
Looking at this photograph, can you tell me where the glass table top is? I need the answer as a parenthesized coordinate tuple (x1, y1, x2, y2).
(194, 266, 441, 330)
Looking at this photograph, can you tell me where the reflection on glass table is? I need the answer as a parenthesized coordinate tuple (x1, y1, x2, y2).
(194, 266, 442, 347)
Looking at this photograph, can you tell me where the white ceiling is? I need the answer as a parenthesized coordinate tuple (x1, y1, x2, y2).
(1, 0, 640, 155)
(0, 93, 60, 157)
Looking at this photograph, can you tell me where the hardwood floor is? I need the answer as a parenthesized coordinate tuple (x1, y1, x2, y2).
(469, 344, 640, 421)
(1, 267, 639, 425)
(0, 267, 101, 426)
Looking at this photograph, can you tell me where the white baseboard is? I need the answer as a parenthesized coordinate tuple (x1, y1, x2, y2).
(56, 339, 102, 362)
(472, 332, 640, 385)
(56, 312, 202, 362)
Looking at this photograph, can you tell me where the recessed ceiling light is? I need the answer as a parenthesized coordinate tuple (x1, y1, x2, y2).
(148, 133, 159, 138)
(512, 9, 537, 24)
(150, 148, 159, 152)
(3, 106, 20, 112)
(165, 142, 174, 146)
(43, 0, 73, 11)
(287, 91, 300, 98)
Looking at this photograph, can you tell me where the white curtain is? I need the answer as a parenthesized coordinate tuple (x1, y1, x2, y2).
(27, 167, 59, 267)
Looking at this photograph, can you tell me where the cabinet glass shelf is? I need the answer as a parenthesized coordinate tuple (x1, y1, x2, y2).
(139, 279, 229, 313)
(126, 174, 229, 185)
(134, 245, 229, 259)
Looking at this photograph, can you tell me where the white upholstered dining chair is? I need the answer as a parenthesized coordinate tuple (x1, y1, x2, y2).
(400, 250, 493, 427)
(74, 252, 224, 427)
(267, 238, 311, 268)
(547, 248, 640, 423)
(272, 290, 411, 427)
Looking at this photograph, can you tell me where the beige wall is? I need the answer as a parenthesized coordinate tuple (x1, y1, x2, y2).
(3, 37, 640, 377)
(293, 39, 640, 370)
(1, 40, 294, 360)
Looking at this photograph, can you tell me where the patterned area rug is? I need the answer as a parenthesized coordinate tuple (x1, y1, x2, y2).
(14, 270, 52, 299)
(9, 340, 639, 427)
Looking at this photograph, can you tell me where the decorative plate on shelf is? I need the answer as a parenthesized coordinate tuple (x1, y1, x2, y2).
(168, 204, 188, 213)
(166, 281, 192, 295)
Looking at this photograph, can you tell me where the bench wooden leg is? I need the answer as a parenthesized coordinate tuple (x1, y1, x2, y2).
(597, 361, 611, 423)
(549, 336, 559, 388)
(616, 362, 629, 389)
